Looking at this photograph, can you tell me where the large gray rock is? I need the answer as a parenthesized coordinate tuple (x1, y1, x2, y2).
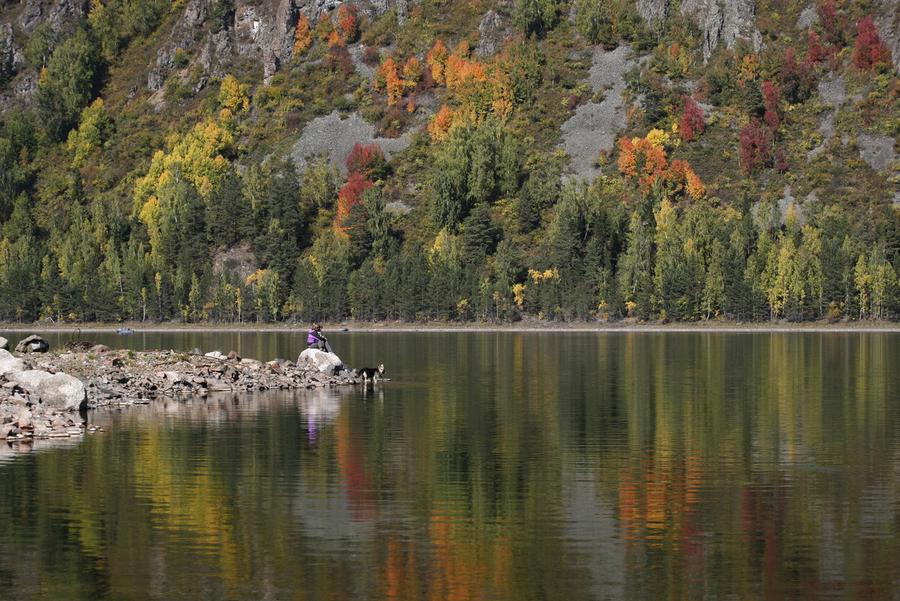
(6, 370, 53, 395)
(0, 337, 8, 351)
(35, 373, 87, 411)
(0, 24, 24, 82)
(858, 134, 896, 173)
(636, 0, 761, 61)
(477, 10, 511, 57)
(298, 348, 343, 374)
(0, 349, 26, 376)
(15, 335, 49, 353)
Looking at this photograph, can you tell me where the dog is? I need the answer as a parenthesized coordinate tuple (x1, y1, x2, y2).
(357, 364, 385, 384)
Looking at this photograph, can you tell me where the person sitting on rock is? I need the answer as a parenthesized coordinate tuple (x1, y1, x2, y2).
(307, 324, 328, 351)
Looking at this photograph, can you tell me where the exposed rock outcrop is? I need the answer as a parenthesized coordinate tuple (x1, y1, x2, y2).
(0, 24, 25, 82)
(561, 46, 635, 180)
(477, 10, 511, 57)
(149, 0, 417, 91)
(858, 134, 896, 173)
(290, 111, 412, 173)
(17, 0, 90, 33)
(0, 337, 8, 351)
(636, 0, 762, 61)
(873, 0, 900, 72)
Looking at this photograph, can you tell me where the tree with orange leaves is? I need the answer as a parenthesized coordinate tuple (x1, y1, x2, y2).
(293, 15, 312, 55)
(617, 135, 668, 192)
(429, 105, 455, 140)
(379, 58, 404, 106)
(328, 29, 345, 48)
(336, 4, 359, 42)
(426, 39, 449, 85)
(336, 172, 374, 235)
(618, 131, 705, 201)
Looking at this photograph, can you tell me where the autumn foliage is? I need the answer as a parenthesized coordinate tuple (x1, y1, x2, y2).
(678, 96, 705, 142)
(337, 4, 359, 42)
(738, 118, 771, 174)
(345, 142, 385, 178)
(336, 171, 374, 235)
(853, 16, 891, 70)
(761, 80, 781, 130)
(805, 29, 827, 65)
(379, 58, 403, 106)
(426, 39, 449, 84)
(817, 0, 843, 46)
(328, 29, 345, 49)
(617, 131, 705, 200)
(293, 15, 312, 55)
(429, 105, 455, 140)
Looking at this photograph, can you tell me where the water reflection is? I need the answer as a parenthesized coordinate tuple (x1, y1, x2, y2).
(0, 332, 896, 600)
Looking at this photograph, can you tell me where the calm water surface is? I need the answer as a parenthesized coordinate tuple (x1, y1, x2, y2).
(0, 331, 898, 600)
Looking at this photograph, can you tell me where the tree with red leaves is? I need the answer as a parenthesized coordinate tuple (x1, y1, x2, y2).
(739, 118, 771, 174)
(678, 96, 705, 142)
(817, 0, 844, 47)
(779, 47, 812, 103)
(336, 171, 374, 234)
(853, 16, 891, 70)
(345, 142, 387, 179)
(805, 29, 827, 66)
(761, 81, 781, 130)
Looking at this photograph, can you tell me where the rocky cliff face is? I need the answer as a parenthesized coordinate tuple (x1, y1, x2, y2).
(637, 0, 762, 60)
(0, 23, 24, 82)
(147, 0, 413, 91)
(16, 0, 88, 33)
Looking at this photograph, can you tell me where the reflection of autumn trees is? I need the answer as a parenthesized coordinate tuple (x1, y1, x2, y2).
(0, 333, 897, 600)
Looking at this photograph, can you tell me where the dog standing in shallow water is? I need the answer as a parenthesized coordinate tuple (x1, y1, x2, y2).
(357, 364, 385, 384)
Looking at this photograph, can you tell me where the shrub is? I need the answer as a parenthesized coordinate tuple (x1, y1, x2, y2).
(852, 16, 891, 71)
(761, 80, 780, 130)
(345, 142, 387, 179)
(739, 118, 771, 174)
(678, 95, 705, 142)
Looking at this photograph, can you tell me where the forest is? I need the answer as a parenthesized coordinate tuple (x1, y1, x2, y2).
(0, 0, 897, 323)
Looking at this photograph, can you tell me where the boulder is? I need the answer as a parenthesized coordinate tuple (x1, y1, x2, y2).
(6, 370, 53, 395)
(205, 350, 226, 359)
(35, 373, 87, 411)
(0, 336, 8, 350)
(0, 349, 26, 376)
(298, 348, 343, 374)
(15, 334, 50, 353)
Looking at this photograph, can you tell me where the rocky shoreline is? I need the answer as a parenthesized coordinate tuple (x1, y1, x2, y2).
(1, 335, 360, 442)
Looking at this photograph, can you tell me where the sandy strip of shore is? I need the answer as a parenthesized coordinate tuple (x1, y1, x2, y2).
(2, 321, 899, 334)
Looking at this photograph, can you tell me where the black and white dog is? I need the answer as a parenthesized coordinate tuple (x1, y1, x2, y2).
(357, 364, 385, 384)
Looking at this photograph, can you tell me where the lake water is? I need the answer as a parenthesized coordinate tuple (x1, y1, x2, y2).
(0, 330, 898, 600)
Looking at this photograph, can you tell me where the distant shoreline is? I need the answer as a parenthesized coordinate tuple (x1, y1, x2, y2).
(2, 320, 899, 334)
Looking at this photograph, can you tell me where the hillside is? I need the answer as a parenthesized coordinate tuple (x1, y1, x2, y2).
(0, 0, 898, 323)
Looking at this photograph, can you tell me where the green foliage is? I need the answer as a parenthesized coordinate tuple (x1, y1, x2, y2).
(0, 0, 897, 324)
(513, 0, 560, 38)
(24, 23, 61, 69)
(36, 27, 103, 142)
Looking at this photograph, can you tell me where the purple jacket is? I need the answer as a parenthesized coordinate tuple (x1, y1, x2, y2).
(307, 329, 322, 345)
